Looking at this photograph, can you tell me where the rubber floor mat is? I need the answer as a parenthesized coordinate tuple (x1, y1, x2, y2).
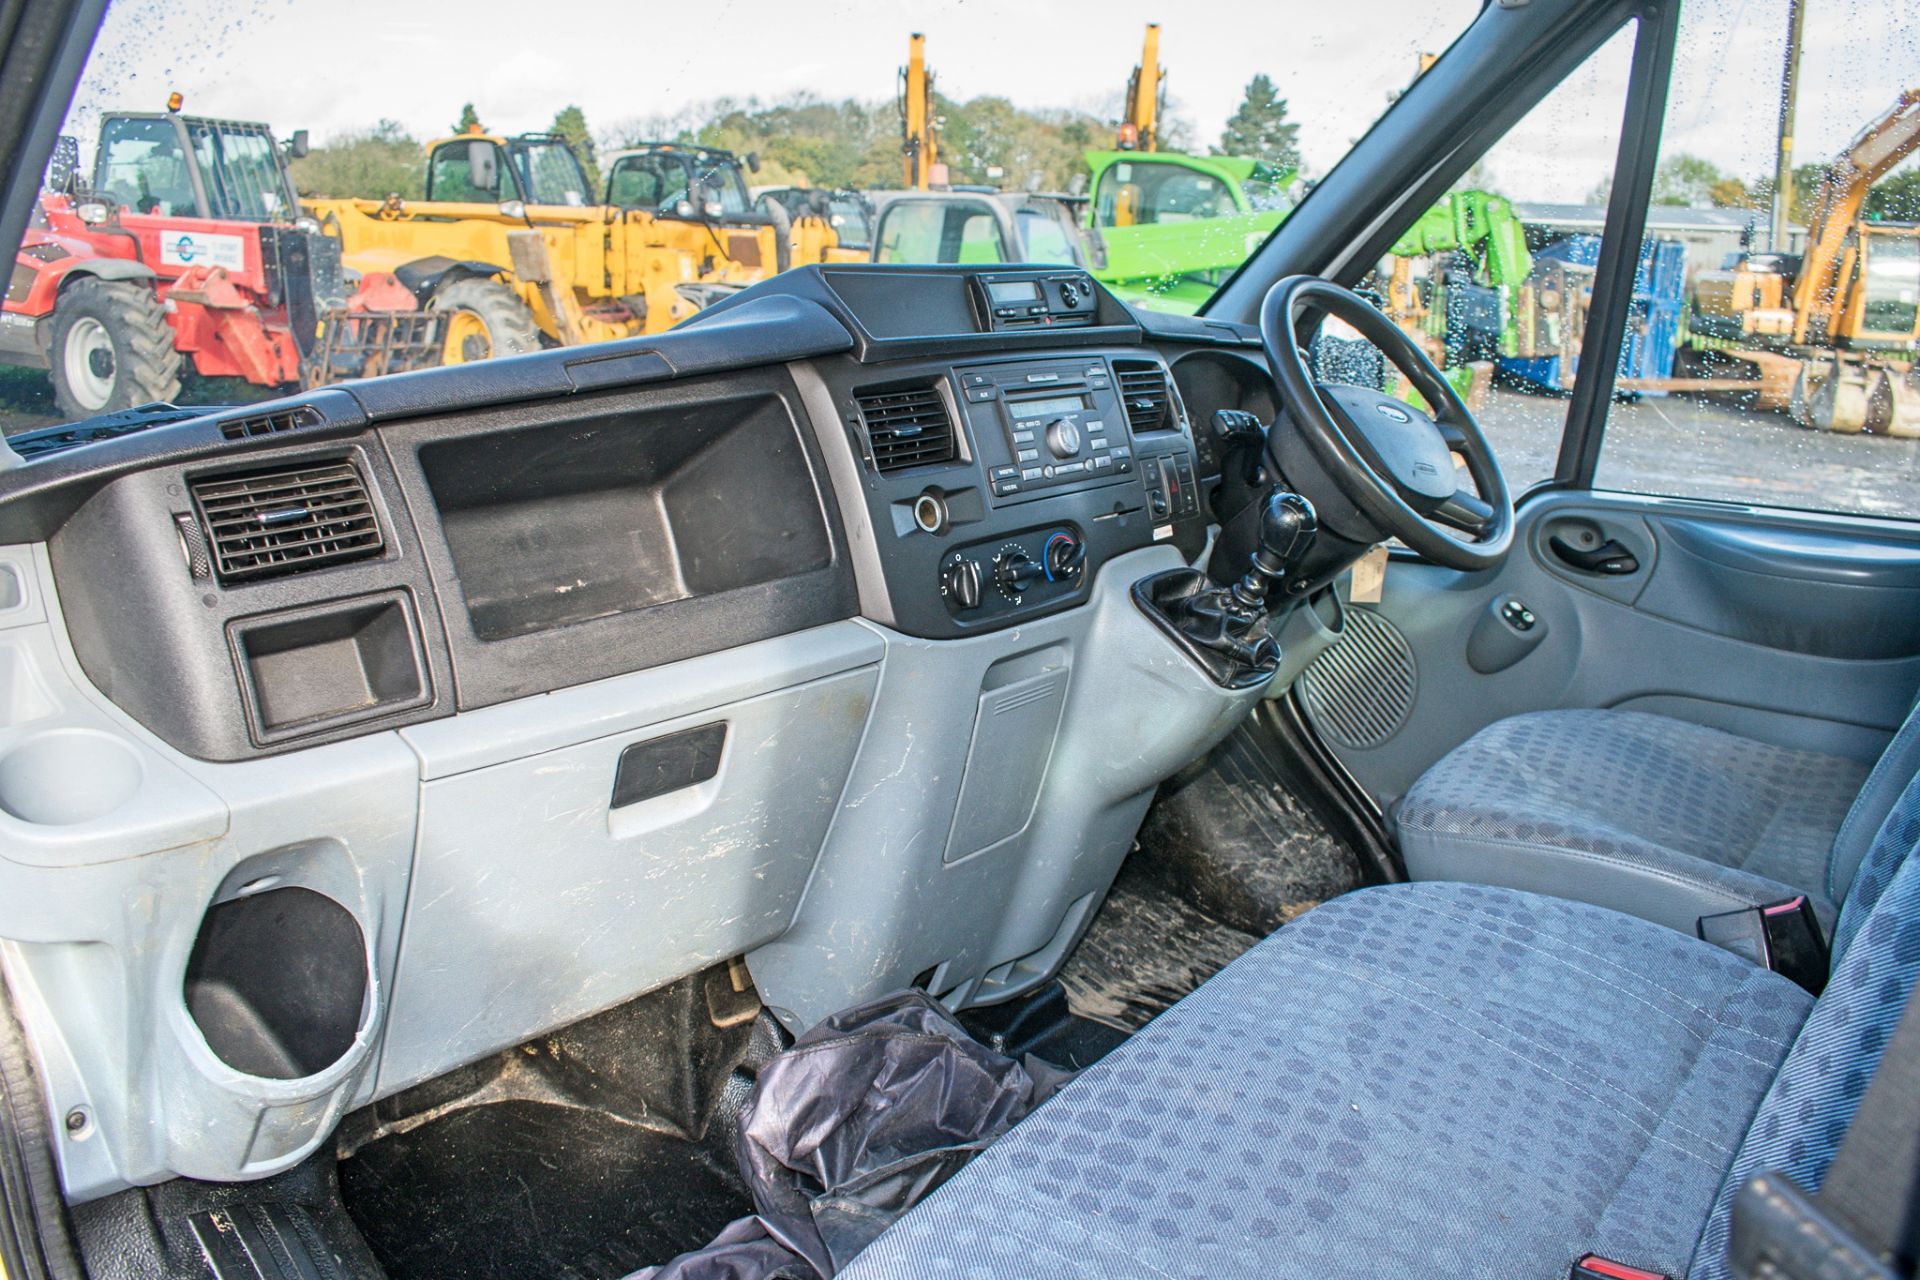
(339, 1100, 751, 1280)
(1056, 858, 1261, 1032)
(1138, 712, 1364, 936)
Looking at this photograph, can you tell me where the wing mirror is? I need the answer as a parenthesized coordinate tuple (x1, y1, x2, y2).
(287, 129, 310, 160)
(467, 140, 498, 193)
(46, 135, 80, 195)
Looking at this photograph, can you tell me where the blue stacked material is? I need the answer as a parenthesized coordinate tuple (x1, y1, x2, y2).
(1499, 234, 1689, 394)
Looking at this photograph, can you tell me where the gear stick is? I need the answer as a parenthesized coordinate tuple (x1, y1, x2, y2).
(1131, 489, 1319, 689)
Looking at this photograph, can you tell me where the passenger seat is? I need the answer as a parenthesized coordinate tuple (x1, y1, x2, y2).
(838, 760, 1920, 1280)
(1394, 699, 1920, 936)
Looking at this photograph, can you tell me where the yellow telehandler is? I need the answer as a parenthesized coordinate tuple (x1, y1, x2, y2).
(305, 130, 789, 352)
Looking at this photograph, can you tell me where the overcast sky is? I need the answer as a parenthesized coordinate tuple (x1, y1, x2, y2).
(63, 0, 1920, 205)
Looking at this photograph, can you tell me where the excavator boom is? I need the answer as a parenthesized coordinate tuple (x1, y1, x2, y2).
(1793, 86, 1920, 344)
(1120, 23, 1163, 151)
(901, 33, 939, 191)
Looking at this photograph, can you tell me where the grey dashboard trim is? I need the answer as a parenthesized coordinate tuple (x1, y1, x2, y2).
(787, 360, 897, 626)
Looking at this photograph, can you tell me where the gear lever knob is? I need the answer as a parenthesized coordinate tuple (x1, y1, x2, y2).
(1233, 490, 1317, 607)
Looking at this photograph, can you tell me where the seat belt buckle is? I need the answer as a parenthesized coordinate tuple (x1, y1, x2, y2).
(1570, 1254, 1672, 1280)
(1696, 896, 1828, 995)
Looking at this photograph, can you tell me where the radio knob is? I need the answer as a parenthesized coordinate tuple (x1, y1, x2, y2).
(942, 558, 983, 610)
(1044, 418, 1081, 458)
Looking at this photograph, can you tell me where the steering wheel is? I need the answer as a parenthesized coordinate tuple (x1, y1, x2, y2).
(1260, 275, 1513, 572)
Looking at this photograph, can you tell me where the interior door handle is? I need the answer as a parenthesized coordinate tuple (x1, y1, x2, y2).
(1549, 534, 1640, 575)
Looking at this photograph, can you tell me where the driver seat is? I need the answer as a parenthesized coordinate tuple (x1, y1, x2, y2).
(1395, 700, 1920, 936)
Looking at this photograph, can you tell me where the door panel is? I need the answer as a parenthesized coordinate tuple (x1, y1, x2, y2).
(1300, 491, 1920, 808)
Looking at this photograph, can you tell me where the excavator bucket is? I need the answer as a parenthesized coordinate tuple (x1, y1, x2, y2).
(1788, 357, 1829, 427)
(1804, 356, 1875, 433)
(1871, 366, 1920, 438)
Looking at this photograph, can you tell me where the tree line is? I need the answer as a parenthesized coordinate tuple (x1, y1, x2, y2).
(287, 80, 1306, 201)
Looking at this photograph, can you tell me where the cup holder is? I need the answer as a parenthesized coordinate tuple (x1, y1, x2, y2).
(0, 730, 144, 825)
(185, 886, 369, 1081)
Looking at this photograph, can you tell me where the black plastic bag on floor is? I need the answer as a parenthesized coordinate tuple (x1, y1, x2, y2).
(638, 990, 1072, 1280)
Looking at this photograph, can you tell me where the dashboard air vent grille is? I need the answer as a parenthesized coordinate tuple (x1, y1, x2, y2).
(219, 405, 324, 441)
(1113, 361, 1171, 433)
(853, 385, 956, 472)
(190, 461, 384, 583)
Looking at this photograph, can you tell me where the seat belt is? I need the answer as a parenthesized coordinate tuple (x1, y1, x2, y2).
(1728, 978, 1920, 1279)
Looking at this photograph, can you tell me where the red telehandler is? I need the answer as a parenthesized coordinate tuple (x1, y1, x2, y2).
(2, 100, 445, 420)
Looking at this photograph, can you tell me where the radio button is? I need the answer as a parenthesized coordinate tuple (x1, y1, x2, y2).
(1021, 467, 1042, 480)
(1016, 448, 1039, 463)
(1011, 430, 1036, 444)
(1093, 456, 1113, 470)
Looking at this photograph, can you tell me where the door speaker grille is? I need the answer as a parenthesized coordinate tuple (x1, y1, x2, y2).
(1298, 606, 1416, 749)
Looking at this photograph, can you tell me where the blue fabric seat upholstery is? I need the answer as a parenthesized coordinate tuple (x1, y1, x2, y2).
(840, 771, 1920, 1280)
(1396, 704, 1920, 935)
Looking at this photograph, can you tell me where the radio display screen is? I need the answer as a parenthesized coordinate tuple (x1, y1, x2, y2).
(1010, 394, 1086, 417)
(986, 279, 1042, 303)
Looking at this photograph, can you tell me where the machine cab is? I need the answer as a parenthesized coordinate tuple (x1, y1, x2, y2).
(424, 132, 592, 208)
(91, 111, 303, 222)
(602, 144, 755, 219)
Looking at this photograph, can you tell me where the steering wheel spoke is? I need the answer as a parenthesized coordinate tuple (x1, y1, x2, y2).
(1434, 486, 1496, 536)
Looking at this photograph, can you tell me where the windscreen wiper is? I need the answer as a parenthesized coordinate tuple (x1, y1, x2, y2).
(7, 401, 221, 460)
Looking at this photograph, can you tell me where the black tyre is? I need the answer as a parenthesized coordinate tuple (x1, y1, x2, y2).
(757, 195, 794, 273)
(429, 277, 542, 364)
(45, 277, 181, 420)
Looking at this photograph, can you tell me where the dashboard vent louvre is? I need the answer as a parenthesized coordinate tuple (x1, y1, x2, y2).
(1113, 361, 1171, 433)
(189, 460, 384, 584)
(853, 384, 956, 472)
(219, 405, 324, 441)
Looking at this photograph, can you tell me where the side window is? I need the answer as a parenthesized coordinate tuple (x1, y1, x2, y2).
(428, 141, 510, 203)
(1015, 209, 1078, 265)
(1095, 162, 1234, 228)
(96, 118, 196, 216)
(1592, 0, 1920, 517)
(520, 144, 587, 207)
(874, 201, 1007, 265)
(606, 158, 664, 209)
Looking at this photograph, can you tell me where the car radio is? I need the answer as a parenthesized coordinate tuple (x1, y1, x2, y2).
(954, 357, 1137, 504)
(970, 271, 1101, 331)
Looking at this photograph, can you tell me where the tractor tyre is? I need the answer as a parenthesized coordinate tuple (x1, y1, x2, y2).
(430, 278, 542, 365)
(760, 196, 794, 273)
(46, 277, 182, 419)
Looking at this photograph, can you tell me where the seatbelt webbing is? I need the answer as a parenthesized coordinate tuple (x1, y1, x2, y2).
(1817, 980, 1920, 1267)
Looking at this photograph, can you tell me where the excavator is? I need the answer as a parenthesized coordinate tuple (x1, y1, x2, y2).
(1688, 87, 1920, 433)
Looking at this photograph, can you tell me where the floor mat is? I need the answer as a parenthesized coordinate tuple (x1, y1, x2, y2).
(1056, 857, 1261, 1032)
(338, 967, 767, 1280)
(1137, 712, 1365, 936)
(341, 1100, 748, 1280)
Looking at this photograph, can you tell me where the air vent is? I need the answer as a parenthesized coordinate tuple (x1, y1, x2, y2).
(1114, 361, 1171, 433)
(853, 384, 956, 473)
(219, 405, 324, 441)
(189, 461, 384, 584)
